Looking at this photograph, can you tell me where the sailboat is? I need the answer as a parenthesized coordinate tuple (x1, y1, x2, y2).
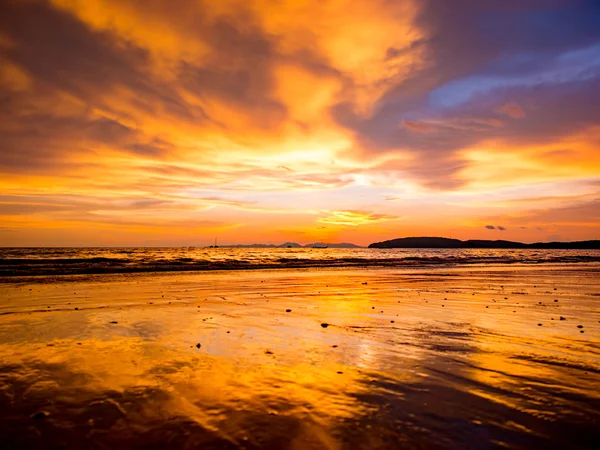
(208, 237, 219, 248)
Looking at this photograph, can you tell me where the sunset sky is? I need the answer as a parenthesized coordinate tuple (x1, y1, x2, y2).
(1, 0, 599, 246)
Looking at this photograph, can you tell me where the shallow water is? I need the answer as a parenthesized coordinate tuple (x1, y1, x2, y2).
(1, 247, 600, 276)
(0, 265, 599, 449)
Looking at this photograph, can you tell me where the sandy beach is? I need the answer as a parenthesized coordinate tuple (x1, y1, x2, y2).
(0, 264, 599, 449)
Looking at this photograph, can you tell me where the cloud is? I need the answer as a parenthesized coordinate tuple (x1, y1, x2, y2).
(0, 0, 599, 245)
(402, 120, 434, 133)
(496, 102, 525, 118)
(484, 225, 507, 231)
(330, 1, 600, 186)
(318, 210, 397, 227)
(519, 199, 600, 225)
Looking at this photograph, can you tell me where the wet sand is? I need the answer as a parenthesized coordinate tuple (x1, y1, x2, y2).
(1, 264, 599, 449)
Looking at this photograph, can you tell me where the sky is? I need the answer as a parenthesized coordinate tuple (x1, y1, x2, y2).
(1, 0, 599, 246)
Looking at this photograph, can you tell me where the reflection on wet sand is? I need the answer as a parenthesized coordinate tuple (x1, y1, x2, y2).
(1, 266, 599, 449)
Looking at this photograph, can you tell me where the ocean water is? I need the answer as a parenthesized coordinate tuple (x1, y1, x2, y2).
(1, 247, 600, 277)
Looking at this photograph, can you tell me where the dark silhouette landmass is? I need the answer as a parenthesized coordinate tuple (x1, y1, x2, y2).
(368, 237, 600, 249)
(221, 242, 362, 249)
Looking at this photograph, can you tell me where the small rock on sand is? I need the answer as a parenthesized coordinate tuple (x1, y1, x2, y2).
(286, 309, 292, 312)
(109, 321, 118, 324)
(321, 323, 329, 328)
(31, 411, 50, 420)
(196, 343, 201, 349)
(560, 316, 566, 320)
(577, 325, 584, 329)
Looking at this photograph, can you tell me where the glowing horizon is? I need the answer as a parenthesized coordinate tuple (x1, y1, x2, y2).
(1, 0, 599, 246)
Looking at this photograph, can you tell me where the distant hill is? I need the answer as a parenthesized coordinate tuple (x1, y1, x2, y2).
(219, 242, 362, 248)
(368, 237, 600, 249)
(304, 242, 362, 248)
(279, 242, 303, 248)
(223, 243, 278, 248)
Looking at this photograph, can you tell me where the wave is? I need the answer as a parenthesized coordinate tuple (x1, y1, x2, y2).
(1, 250, 600, 278)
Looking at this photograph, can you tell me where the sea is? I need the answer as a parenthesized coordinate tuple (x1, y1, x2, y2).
(2, 247, 600, 277)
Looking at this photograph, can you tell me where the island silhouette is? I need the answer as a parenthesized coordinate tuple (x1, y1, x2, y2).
(368, 237, 600, 249)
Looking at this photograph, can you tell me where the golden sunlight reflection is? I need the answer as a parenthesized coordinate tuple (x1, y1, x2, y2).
(1, 267, 598, 447)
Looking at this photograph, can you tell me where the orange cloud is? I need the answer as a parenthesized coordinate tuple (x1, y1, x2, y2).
(318, 210, 397, 227)
(0, 0, 599, 245)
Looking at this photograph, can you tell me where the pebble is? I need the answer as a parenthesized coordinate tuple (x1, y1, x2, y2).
(286, 309, 292, 312)
(321, 323, 329, 328)
(577, 325, 584, 329)
(560, 316, 566, 320)
(196, 343, 201, 349)
(538, 323, 542, 326)
(31, 411, 50, 420)
(109, 321, 118, 324)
